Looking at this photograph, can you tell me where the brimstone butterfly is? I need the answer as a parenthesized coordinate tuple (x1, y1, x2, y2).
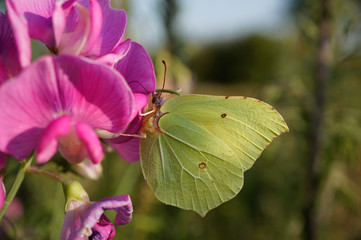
(139, 91, 289, 216)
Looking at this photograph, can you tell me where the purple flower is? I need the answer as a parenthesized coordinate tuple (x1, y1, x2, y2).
(6, 0, 127, 61)
(106, 41, 156, 162)
(60, 181, 132, 240)
(109, 116, 143, 162)
(0, 54, 134, 164)
(0, 10, 31, 83)
(88, 214, 115, 240)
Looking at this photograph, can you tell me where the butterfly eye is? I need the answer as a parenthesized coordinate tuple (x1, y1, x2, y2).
(152, 96, 157, 104)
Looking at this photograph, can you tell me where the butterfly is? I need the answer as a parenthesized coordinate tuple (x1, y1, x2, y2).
(138, 62, 289, 216)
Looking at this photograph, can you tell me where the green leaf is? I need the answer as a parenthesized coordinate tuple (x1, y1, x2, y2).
(140, 95, 289, 216)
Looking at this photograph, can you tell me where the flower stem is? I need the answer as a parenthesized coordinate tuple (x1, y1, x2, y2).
(26, 166, 70, 183)
(0, 155, 34, 221)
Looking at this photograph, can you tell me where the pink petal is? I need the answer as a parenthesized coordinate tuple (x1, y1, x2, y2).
(61, 198, 90, 240)
(56, 3, 92, 55)
(83, 195, 133, 227)
(75, 122, 103, 164)
(36, 115, 72, 164)
(37, 117, 103, 165)
(52, 2, 66, 49)
(53, 55, 134, 132)
(0, 61, 8, 83)
(0, 10, 30, 82)
(84, 0, 127, 57)
(115, 41, 156, 95)
(106, 94, 146, 162)
(108, 115, 143, 144)
(130, 93, 148, 121)
(56, 0, 102, 55)
(89, 214, 115, 239)
(0, 56, 61, 159)
(110, 138, 140, 163)
(96, 39, 131, 67)
(106, 92, 148, 163)
(78, 0, 102, 54)
(107, 114, 143, 163)
(0, 12, 20, 81)
(6, 0, 56, 47)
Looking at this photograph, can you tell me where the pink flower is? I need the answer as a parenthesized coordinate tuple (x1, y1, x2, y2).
(60, 181, 132, 240)
(0, 10, 31, 83)
(6, 0, 127, 61)
(0, 54, 134, 165)
(107, 41, 156, 162)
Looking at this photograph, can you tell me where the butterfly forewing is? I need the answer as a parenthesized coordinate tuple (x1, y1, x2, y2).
(161, 95, 289, 170)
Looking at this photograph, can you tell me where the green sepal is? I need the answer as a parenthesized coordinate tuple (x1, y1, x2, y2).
(62, 181, 89, 210)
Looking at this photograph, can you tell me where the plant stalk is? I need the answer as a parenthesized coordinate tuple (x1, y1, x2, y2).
(304, 0, 332, 239)
(26, 166, 70, 183)
(0, 155, 34, 221)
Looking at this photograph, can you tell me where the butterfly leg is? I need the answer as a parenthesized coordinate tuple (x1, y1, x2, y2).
(139, 110, 155, 117)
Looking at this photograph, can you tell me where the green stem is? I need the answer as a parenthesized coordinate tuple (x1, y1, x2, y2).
(26, 166, 69, 183)
(0, 155, 34, 222)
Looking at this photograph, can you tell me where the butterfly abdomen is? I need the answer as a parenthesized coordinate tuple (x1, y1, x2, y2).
(140, 112, 157, 135)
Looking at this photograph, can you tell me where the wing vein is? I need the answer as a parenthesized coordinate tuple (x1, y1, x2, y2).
(163, 136, 198, 179)
(228, 116, 273, 143)
(159, 136, 167, 200)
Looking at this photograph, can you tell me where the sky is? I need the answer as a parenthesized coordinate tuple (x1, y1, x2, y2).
(0, 0, 290, 52)
(128, 0, 290, 51)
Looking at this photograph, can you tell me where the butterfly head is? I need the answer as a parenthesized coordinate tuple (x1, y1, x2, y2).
(151, 91, 166, 110)
(149, 60, 167, 110)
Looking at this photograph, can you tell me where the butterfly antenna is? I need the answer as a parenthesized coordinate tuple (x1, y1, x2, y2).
(160, 60, 167, 96)
(128, 81, 150, 94)
(152, 60, 168, 106)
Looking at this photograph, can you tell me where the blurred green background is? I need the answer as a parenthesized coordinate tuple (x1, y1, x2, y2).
(1, 0, 361, 239)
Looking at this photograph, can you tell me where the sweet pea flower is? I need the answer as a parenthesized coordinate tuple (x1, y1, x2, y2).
(0, 54, 134, 165)
(0, 10, 31, 83)
(115, 42, 156, 121)
(6, 0, 127, 62)
(61, 181, 132, 240)
(106, 42, 156, 162)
